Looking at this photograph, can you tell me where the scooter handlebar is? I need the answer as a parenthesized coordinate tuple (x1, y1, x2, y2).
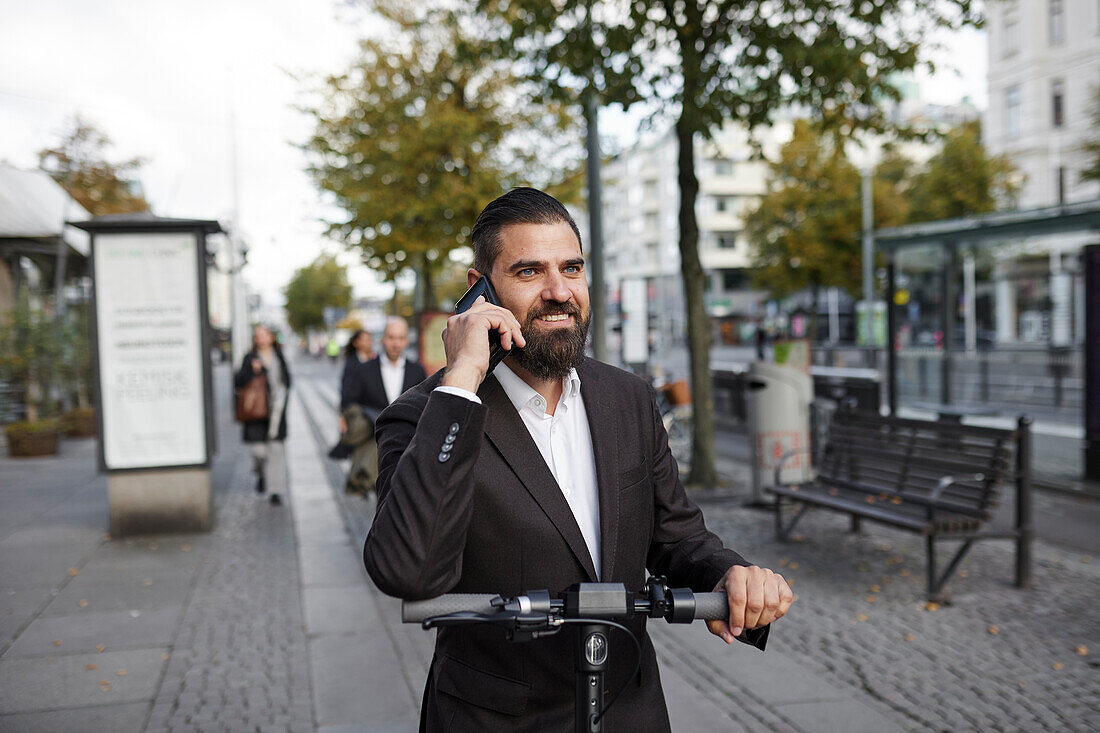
(401, 594, 499, 623)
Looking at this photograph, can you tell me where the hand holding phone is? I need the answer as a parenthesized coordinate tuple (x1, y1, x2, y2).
(442, 276, 525, 391)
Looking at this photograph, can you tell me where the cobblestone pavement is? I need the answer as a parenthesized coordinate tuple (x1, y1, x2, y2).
(143, 441, 313, 732)
(693, 496, 1100, 732)
(296, 359, 1099, 732)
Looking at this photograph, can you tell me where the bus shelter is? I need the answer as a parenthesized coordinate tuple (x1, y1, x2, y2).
(875, 200, 1100, 480)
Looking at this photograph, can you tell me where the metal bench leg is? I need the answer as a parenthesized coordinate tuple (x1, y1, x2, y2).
(775, 497, 810, 542)
(926, 536, 976, 602)
(849, 515, 862, 534)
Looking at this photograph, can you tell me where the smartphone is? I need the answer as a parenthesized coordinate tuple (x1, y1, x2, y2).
(454, 275, 517, 373)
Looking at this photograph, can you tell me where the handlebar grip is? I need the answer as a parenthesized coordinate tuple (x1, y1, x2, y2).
(401, 594, 499, 623)
(692, 592, 730, 621)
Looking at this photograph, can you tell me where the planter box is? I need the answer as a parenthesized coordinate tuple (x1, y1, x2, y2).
(6, 424, 60, 457)
(65, 409, 97, 438)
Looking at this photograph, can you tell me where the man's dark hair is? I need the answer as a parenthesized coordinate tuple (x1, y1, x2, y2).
(471, 187, 583, 275)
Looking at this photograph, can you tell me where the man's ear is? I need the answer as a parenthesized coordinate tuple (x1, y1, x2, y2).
(467, 269, 482, 287)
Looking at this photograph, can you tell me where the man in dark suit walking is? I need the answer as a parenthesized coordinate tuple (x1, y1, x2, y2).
(364, 188, 793, 731)
(340, 317, 427, 494)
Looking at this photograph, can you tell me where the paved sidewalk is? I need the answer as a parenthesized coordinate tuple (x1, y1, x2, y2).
(1, 356, 1097, 732)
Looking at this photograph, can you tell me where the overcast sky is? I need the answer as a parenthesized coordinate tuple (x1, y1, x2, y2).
(0, 0, 986, 306)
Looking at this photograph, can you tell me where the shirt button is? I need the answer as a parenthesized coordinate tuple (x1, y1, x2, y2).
(444, 434, 456, 444)
(563, 486, 572, 497)
(441, 443, 453, 453)
(438, 452, 451, 463)
(449, 422, 460, 435)
(551, 425, 557, 434)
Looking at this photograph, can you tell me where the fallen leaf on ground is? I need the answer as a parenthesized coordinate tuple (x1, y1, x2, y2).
(1077, 645, 1089, 656)
(865, 496, 875, 503)
(866, 595, 878, 603)
(116, 669, 127, 676)
(959, 570, 969, 578)
(900, 569, 910, 577)
(891, 497, 902, 504)
(788, 562, 799, 570)
(85, 664, 97, 671)
(1053, 662, 1063, 670)
(143, 578, 153, 586)
(77, 599, 88, 607)
(52, 640, 61, 646)
(988, 625, 999, 635)
(792, 535, 804, 542)
(96, 644, 105, 652)
(68, 568, 79, 576)
(857, 614, 869, 622)
(780, 558, 789, 567)
(181, 544, 190, 552)
(904, 634, 916, 642)
(925, 602, 941, 611)
(162, 653, 170, 660)
(870, 585, 881, 592)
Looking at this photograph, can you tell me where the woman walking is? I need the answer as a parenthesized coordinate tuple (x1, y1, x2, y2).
(234, 324, 291, 506)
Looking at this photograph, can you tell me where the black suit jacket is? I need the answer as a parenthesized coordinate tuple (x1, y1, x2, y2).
(364, 359, 766, 732)
(340, 355, 427, 413)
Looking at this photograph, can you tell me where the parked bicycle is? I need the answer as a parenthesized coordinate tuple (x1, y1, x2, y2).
(402, 576, 729, 733)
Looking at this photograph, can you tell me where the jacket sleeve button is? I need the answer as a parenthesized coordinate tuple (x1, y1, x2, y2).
(438, 452, 451, 463)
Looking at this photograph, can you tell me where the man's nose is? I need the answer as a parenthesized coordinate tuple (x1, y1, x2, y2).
(542, 271, 573, 303)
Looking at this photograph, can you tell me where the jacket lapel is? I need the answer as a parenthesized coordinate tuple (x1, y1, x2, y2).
(480, 375, 599, 582)
(578, 362, 620, 583)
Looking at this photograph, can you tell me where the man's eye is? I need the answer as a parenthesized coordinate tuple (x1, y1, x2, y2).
(564, 265, 582, 274)
(519, 268, 536, 277)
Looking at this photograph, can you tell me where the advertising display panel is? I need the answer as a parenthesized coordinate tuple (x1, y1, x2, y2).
(93, 232, 208, 470)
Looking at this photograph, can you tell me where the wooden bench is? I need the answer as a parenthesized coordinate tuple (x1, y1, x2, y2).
(769, 407, 1033, 600)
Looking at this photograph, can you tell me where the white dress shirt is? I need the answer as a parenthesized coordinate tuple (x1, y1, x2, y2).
(433, 364, 602, 578)
(491, 363, 602, 578)
(380, 355, 406, 406)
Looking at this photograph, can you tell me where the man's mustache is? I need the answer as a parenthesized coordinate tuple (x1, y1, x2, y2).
(526, 301, 583, 323)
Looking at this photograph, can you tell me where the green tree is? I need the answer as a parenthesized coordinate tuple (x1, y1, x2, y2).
(0, 290, 62, 424)
(745, 121, 909, 337)
(302, 9, 582, 311)
(38, 116, 150, 216)
(283, 255, 353, 337)
(1078, 88, 1100, 184)
(907, 120, 1019, 222)
(474, 0, 978, 487)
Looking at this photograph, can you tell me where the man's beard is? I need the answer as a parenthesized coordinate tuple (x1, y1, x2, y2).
(510, 301, 590, 381)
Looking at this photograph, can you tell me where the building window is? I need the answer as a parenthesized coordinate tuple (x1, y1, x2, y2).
(715, 196, 735, 213)
(716, 232, 738, 249)
(712, 158, 733, 176)
(1057, 166, 1066, 204)
(1050, 0, 1065, 45)
(1003, 12, 1019, 57)
(1006, 86, 1022, 139)
(1052, 80, 1065, 128)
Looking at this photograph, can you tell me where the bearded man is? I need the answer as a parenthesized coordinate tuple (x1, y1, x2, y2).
(364, 187, 792, 732)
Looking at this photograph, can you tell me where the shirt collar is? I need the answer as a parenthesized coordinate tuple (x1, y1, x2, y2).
(382, 354, 406, 370)
(493, 362, 581, 415)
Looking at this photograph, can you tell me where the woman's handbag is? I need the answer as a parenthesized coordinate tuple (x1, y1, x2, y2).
(235, 374, 269, 422)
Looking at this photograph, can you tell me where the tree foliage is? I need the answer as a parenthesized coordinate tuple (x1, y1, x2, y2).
(38, 116, 150, 216)
(745, 121, 909, 300)
(0, 290, 62, 423)
(1078, 88, 1100, 184)
(302, 8, 583, 310)
(907, 120, 1019, 222)
(472, 0, 979, 487)
(283, 255, 353, 337)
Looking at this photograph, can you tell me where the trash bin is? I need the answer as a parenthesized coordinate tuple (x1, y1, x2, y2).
(746, 362, 814, 504)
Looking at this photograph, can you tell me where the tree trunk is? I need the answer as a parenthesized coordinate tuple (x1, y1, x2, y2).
(674, 117, 717, 488)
